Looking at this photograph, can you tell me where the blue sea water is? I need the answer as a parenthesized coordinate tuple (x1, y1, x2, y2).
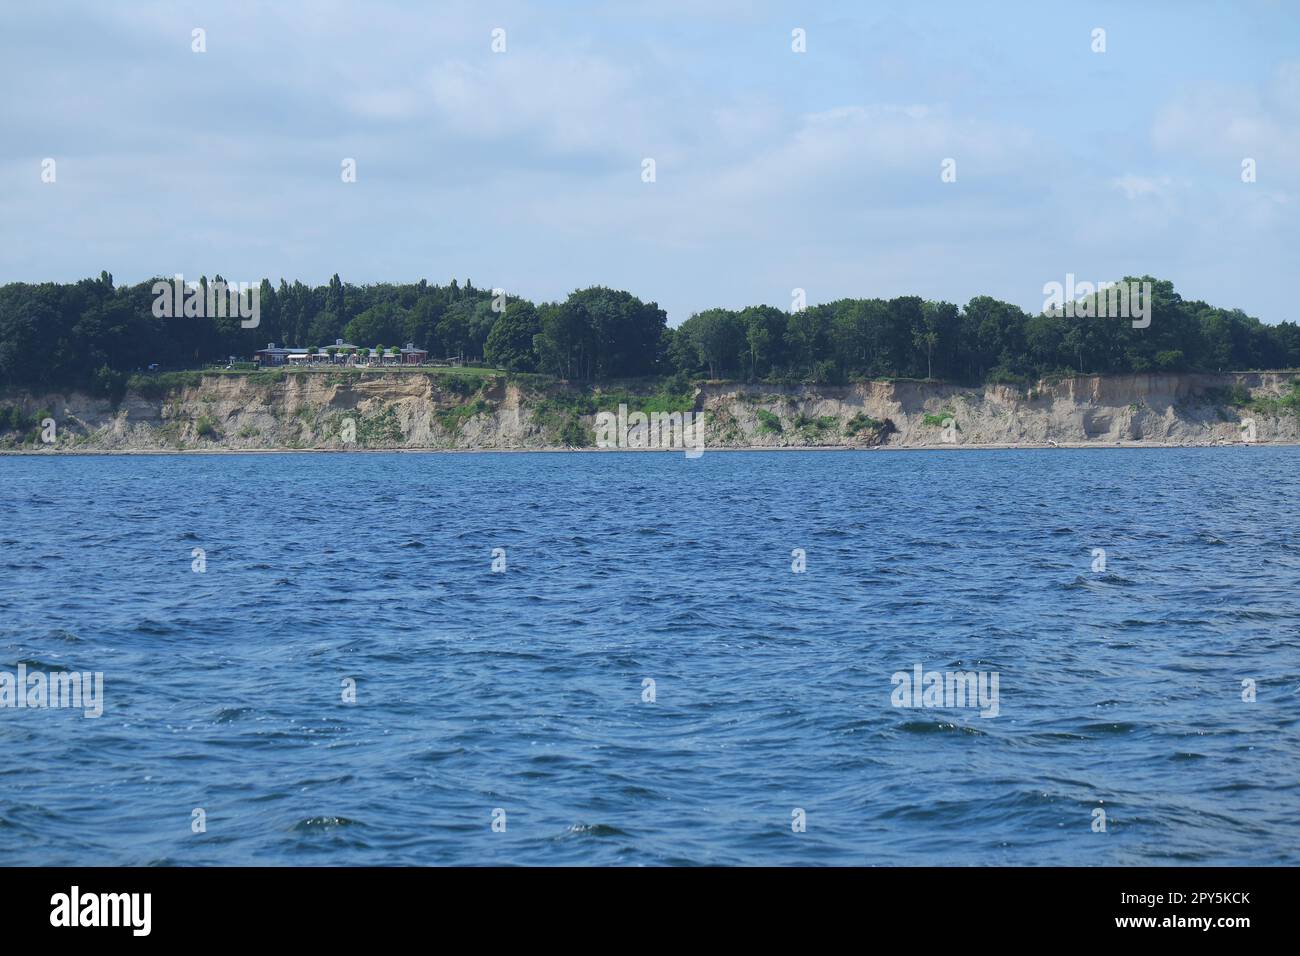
(0, 448, 1297, 866)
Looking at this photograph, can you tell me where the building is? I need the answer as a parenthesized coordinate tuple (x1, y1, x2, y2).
(252, 339, 428, 367)
(325, 338, 358, 363)
(253, 343, 307, 366)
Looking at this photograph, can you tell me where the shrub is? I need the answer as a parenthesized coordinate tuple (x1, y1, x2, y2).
(845, 412, 882, 435)
(442, 377, 478, 397)
(811, 360, 842, 385)
(437, 398, 493, 432)
(356, 406, 404, 444)
(922, 410, 957, 428)
(0, 405, 23, 432)
(558, 418, 592, 447)
(93, 365, 128, 404)
(1155, 350, 1185, 370)
(1201, 385, 1252, 407)
(127, 371, 205, 397)
(195, 415, 220, 439)
(756, 408, 782, 434)
(986, 367, 1028, 386)
(793, 413, 836, 432)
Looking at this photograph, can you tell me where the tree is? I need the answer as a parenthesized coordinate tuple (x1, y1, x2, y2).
(683, 308, 745, 379)
(739, 305, 788, 380)
(745, 323, 769, 382)
(919, 300, 960, 380)
(828, 299, 879, 377)
(307, 311, 343, 348)
(544, 287, 667, 380)
(345, 302, 406, 347)
(436, 301, 476, 364)
(913, 327, 938, 380)
(327, 273, 346, 322)
(484, 300, 541, 371)
(534, 303, 581, 378)
(0, 273, 1292, 391)
(785, 305, 831, 376)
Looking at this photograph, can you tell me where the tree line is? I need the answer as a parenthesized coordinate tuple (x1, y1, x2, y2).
(0, 272, 1296, 395)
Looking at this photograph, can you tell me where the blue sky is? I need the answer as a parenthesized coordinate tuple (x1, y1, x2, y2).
(2, 1, 1297, 325)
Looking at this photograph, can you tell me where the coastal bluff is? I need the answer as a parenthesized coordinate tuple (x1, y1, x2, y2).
(2, 370, 1297, 452)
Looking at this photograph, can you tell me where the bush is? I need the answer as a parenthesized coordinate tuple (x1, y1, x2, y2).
(793, 413, 836, 432)
(845, 412, 882, 435)
(195, 415, 220, 439)
(1242, 379, 1300, 417)
(437, 398, 493, 432)
(1201, 385, 1252, 407)
(986, 367, 1028, 386)
(442, 377, 478, 397)
(756, 408, 782, 434)
(1155, 350, 1185, 370)
(922, 410, 959, 429)
(127, 371, 205, 397)
(356, 406, 404, 444)
(93, 365, 128, 404)
(811, 361, 843, 385)
(558, 418, 592, 447)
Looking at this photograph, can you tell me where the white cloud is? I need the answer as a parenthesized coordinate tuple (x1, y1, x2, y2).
(1110, 174, 1175, 200)
(1152, 62, 1300, 180)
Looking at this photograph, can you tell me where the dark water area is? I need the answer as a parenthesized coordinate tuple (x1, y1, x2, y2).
(1, 448, 1297, 865)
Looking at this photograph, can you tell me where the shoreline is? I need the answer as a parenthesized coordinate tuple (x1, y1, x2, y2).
(2, 439, 1292, 457)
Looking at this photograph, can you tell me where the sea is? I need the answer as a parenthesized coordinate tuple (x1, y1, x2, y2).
(1, 448, 1297, 865)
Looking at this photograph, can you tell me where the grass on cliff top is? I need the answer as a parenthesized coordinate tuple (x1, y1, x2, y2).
(126, 370, 208, 396)
(129, 364, 510, 391)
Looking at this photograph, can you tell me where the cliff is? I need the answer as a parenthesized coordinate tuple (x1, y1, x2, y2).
(2, 370, 1297, 452)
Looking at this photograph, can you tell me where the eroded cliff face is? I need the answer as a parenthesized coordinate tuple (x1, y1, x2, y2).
(4, 372, 546, 451)
(2, 370, 1296, 452)
(696, 372, 1300, 448)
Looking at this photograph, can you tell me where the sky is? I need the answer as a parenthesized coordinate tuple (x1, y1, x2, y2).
(1, 0, 1297, 326)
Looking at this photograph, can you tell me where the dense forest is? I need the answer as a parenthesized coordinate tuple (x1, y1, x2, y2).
(0, 272, 1296, 396)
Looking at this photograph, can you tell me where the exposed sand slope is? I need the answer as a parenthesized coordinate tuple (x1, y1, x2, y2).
(2, 371, 1295, 452)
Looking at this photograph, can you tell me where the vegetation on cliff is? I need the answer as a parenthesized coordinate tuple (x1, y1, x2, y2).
(1, 274, 1297, 401)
